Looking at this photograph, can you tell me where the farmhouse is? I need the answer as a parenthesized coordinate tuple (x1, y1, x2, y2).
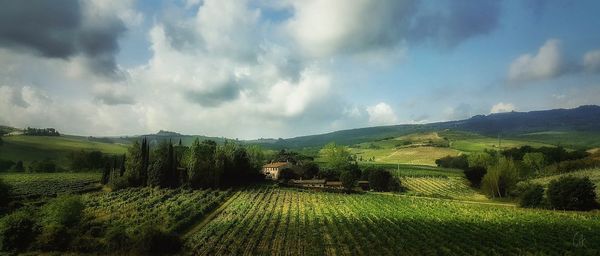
(262, 162, 290, 180)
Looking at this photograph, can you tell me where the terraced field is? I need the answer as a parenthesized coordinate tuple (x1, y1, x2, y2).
(184, 187, 600, 255)
(0, 172, 101, 198)
(83, 187, 231, 233)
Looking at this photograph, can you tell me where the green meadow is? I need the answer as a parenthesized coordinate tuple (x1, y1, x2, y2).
(0, 135, 128, 169)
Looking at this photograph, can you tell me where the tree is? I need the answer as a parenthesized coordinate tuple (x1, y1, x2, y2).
(467, 152, 495, 169)
(518, 183, 544, 208)
(321, 143, 353, 171)
(481, 157, 519, 198)
(101, 163, 110, 185)
(147, 141, 175, 188)
(340, 171, 357, 191)
(301, 161, 319, 179)
(278, 167, 297, 181)
(0, 137, 3, 146)
(464, 166, 486, 187)
(125, 139, 149, 187)
(186, 139, 218, 188)
(522, 152, 546, 176)
(368, 168, 394, 192)
(547, 176, 597, 211)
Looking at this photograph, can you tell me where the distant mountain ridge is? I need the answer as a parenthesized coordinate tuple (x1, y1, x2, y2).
(261, 105, 600, 148)
(3, 105, 599, 149)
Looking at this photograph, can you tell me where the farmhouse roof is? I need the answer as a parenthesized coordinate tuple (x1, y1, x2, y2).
(291, 179, 325, 184)
(325, 181, 343, 186)
(263, 162, 288, 168)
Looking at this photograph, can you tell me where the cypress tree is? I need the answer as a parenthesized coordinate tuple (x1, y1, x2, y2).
(167, 141, 175, 187)
(102, 162, 110, 185)
(119, 154, 126, 177)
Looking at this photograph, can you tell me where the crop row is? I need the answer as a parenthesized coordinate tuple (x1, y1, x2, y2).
(185, 187, 600, 255)
(83, 187, 231, 233)
(0, 172, 101, 198)
(400, 176, 486, 201)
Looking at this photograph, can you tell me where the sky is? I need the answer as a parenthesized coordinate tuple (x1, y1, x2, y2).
(1, 0, 600, 139)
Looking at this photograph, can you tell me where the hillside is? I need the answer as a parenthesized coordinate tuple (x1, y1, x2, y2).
(258, 105, 600, 149)
(0, 135, 128, 170)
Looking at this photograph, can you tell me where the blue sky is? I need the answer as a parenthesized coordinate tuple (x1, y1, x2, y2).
(1, 0, 599, 138)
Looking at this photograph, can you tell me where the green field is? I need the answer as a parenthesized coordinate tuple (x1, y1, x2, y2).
(0, 135, 128, 169)
(347, 131, 556, 166)
(384, 165, 487, 201)
(184, 186, 600, 255)
(0, 172, 101, 198)
(512, 131, 600, 149)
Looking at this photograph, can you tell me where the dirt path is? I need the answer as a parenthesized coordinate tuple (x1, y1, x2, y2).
(181, 190, 242, 240)
(372, 191, 516, 207)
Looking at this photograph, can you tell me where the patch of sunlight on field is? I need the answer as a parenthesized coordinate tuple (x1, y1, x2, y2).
(449, 138, 550, 152)
(352, 146, 461, 166)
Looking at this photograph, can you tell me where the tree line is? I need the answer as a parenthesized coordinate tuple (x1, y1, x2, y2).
(435, 146, 598, 211)
(23, 127, 60, 136)
(104, 138, 264, 189)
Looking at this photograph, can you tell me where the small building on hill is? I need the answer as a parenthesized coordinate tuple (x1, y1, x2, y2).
(262, 162, 290, 180)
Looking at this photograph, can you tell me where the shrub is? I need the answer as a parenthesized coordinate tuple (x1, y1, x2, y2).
(0, 210, 38, 252)
(105, 225, 131, 252)
(109, 176, 130, 191)
(518, 184, 544, 208)
(41, 195, 85, 227)
(35, 224, 70, 251)
(387, 178, 403, 192)
(547, 176, 597, 211)
(464, 166, 486, 188)
(132, 225, 181, 255)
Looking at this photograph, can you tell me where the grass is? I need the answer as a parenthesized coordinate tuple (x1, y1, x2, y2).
(352, 146, 461, 166)
(184, 186, 600, 255)
(345, 130, 558, 166)
(0, 135, 128, 169)
(0, 172, 102, 198)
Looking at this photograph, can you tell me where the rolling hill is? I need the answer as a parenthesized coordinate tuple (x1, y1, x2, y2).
(257, 105, 600, 149)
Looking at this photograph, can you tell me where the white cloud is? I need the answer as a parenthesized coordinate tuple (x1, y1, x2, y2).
(508, 39, 563, 82)
(366, 102, 398, 125)
(583, 49, 600, 72)
(286, 0, 416, 57)
(490, 102, 516, 113)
